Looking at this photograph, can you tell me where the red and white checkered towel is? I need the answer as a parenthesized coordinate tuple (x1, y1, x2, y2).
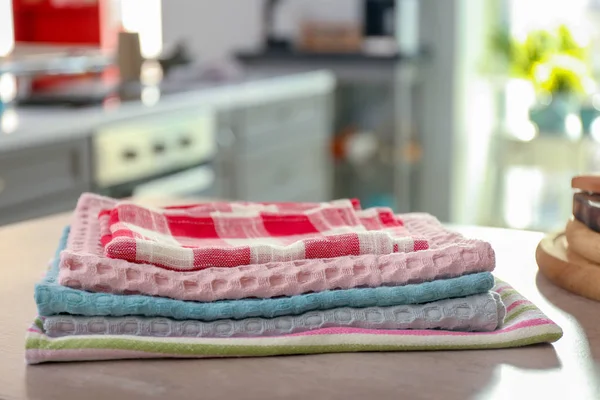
(98, 199, 429, 271)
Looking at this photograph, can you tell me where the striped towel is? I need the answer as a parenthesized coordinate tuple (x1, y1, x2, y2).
(25, 279, 563, 364)
(41, 292, 507, 338)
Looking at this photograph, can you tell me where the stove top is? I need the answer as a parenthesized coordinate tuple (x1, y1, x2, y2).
(15, 62, 246, 107)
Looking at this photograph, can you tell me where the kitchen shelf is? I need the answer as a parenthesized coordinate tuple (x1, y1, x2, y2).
(235, 48, 428, 65)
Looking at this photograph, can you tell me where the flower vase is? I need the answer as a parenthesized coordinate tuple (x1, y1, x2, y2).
(529, 93, 581, 137)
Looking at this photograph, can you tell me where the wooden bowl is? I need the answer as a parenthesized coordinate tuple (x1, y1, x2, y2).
(536, 230, 600, 301)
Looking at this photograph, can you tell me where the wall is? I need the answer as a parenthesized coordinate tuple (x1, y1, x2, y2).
(414, 0, 494, 223)
(161, 0, 264, 61)
(449, 0, 496, 224)
(160, 0, 361, 61)
(0, 0, 14, 56)
(413, 0, 459, 222)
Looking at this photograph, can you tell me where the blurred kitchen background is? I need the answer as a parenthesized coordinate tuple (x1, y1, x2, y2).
(0, 0, 599, 231)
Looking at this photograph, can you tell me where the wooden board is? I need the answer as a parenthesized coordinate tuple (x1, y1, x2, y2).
(536, 231, 600, 301)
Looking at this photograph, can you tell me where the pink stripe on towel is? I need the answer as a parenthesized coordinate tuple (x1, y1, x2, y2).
(285, 318, 555, 338)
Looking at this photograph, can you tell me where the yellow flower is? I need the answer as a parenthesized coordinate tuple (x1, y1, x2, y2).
(532, 54, 591, 95)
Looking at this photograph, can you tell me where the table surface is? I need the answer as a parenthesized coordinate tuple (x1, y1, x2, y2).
(1, 211, 599, 400)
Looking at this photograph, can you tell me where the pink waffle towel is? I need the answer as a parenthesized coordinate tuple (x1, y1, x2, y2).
(58, 194, 495, 302)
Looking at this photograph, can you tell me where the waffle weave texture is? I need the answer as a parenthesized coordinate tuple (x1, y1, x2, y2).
(43, 292, 505, 338)
(36, 227, 494, 321)
(58, 194, 496, 302)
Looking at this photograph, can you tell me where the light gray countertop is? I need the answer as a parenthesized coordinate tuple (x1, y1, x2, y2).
(1, 213, 598, 400)
(0, 70, 335, 153)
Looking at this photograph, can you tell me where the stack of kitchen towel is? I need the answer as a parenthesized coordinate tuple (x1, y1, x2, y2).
(26, 193, 562, 364)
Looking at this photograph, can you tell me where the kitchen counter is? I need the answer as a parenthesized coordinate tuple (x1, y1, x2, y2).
(0, 70, 335, 153)
(0, 210, 599, 400)
(0, 70, 336, 226)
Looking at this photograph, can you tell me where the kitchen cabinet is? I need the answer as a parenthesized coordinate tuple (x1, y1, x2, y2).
(0, 92, 333, 226)
(0, 138, 92, 225)
(214, 91, 333, 203)
(0, 71, 336, 225)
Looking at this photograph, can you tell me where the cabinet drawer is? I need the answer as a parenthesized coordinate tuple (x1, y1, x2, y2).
(237, 139, 331, 202)
(264, 182, 331, 203)
(0, 185, 88, 226)
(239, 95, 329, 146)
(243, 96, 316, 131)
(94, 109, 215, 188)
(0, 140, 90, 210)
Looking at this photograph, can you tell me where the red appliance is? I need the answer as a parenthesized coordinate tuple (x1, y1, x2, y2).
(11, 0, 119, 48)
(11, 0, 120, 92)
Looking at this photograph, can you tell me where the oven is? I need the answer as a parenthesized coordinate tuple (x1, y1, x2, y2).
(92, 107, 216, 199)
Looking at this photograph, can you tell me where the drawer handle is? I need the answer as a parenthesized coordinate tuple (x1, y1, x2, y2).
(180, 135, 192, 148)
(153, 142, 166, 154)
(123, 149, 138, 161)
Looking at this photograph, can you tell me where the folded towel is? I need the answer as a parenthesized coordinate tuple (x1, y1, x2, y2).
(43, 292, 506, 338)
(157, 198, 363, 213)
(58, 194, 495, 301)
(25, 280, 562, 364)
(36, 227, 494, 321)
(99, 197, 429, 270)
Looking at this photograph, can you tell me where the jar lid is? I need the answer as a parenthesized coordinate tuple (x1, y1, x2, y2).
(572, 175, 600, 193)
